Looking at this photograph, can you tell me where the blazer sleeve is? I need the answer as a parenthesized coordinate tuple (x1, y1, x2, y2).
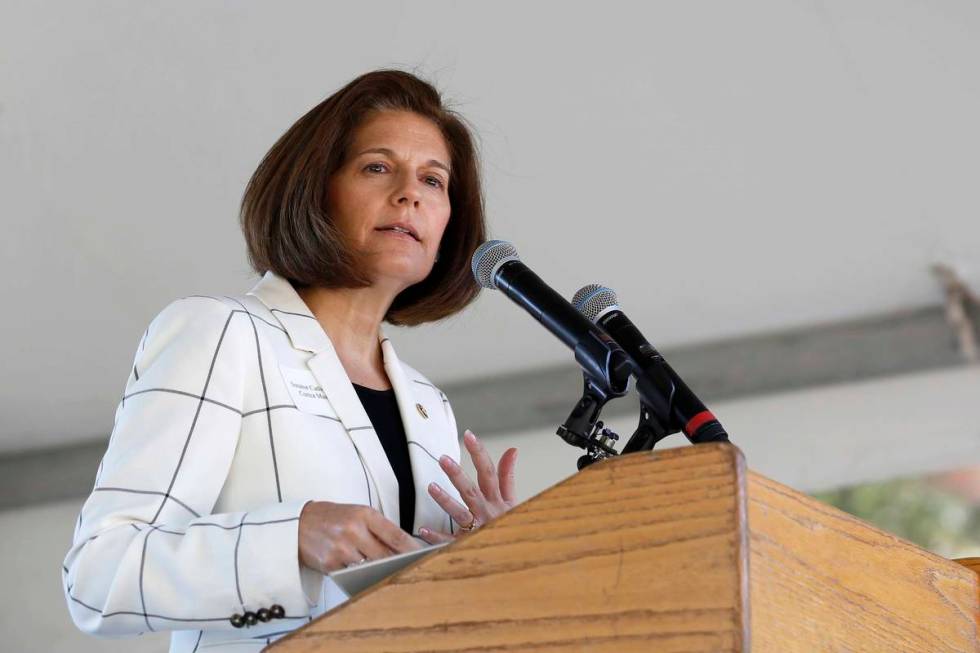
(62, 297, 321, 638)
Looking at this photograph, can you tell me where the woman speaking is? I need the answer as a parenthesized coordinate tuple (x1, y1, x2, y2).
(62, 69, 519, 652)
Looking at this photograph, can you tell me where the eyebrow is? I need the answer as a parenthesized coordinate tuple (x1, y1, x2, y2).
(356, 147, 451, 175)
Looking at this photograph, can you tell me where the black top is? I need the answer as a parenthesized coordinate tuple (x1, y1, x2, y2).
(352, 384, 415, 533)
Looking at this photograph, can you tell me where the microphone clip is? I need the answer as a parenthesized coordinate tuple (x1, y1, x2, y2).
(619, 401, 674, 454)
(556, 373, 622, 469)
(574, 421, 620, 470)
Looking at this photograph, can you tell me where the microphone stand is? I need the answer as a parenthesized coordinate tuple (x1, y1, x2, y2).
(562, 370, 676, 469)
(560, 365, 726, 469)
(556, 372, 625, 470)
(619, 400, 673, 455)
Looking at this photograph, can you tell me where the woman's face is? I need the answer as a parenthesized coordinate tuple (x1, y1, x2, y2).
(327, 110, 452, 293)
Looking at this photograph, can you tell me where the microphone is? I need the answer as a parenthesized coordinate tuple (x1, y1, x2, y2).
(572, 284, 729, 445)
(471, 241, 631, 398)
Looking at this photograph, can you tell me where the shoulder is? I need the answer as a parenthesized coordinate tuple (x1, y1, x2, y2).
(147, 294, 241, 338)
(148, 288, 282, 331)
(138, 294, 257, 364)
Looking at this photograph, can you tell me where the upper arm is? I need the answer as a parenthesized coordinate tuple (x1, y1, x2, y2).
(92, 297, 247, 522)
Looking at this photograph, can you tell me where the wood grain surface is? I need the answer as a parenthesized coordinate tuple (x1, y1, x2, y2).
(269, 443, 978, 652)
(954, 558, 980, 634)
(269, 443, 750, 652)
(957, 557, 980, 578)
(749, 472, 978, 652)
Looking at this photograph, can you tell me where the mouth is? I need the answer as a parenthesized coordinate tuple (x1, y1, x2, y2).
(375, 224, 421, 242)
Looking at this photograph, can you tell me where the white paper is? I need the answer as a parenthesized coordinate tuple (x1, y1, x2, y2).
(328, 542, 449, 598)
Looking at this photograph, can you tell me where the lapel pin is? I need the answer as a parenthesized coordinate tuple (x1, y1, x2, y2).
(416, 403, 429, 419)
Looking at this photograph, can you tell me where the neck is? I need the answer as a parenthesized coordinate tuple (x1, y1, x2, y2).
(295, 282, 399, 388)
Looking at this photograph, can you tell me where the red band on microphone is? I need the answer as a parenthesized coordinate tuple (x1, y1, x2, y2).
(684, 410, 716, 436)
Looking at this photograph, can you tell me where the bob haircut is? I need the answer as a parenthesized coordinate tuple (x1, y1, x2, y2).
(240, 69, 486, 326)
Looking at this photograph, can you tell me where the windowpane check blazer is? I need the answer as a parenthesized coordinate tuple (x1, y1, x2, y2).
(62, 271, 465, 652)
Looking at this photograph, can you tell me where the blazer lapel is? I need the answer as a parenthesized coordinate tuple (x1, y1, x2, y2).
(381, 332, 452, 534)
(246, 271, 332, 353)
(306, 349, 400, 523)
(246, 272, 401, 524)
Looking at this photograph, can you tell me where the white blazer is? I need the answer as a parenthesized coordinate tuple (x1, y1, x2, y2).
(62, 271, 465, 652)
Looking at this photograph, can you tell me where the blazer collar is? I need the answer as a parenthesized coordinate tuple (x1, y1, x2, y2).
(247, 271, 445, 533)
(246, 271, 331, 353)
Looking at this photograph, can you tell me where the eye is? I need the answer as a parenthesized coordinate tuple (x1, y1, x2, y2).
(364, 162, 388, 174)
(424, 175, 446, 190)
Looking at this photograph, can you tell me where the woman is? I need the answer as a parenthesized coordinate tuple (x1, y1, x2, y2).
(62, 69, 519, 652)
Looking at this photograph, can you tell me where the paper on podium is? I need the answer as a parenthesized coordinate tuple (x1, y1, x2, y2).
(328, 542, 449, 597)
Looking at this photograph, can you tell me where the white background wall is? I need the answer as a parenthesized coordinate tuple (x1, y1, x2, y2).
(2, 0, 979, 452)
(3, 1, 979, 651)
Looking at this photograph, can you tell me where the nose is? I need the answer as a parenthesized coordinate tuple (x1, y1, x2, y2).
(391, 171, 422, 208)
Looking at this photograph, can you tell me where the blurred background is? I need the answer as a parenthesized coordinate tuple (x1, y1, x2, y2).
(2, 1, 979, 650)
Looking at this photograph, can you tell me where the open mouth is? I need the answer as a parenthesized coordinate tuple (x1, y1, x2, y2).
(376, 225, 421, 242)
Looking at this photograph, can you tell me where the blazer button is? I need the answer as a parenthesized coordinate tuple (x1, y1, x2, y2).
(230, 613, 245, 628)
(270, 604, 285, 619)
(256, 607, 272, 622)
(243, 611, 258, 626)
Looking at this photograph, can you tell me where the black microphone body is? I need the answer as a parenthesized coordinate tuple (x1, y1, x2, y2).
(596, 309, 728, 444)
(494, 261, 631, 395)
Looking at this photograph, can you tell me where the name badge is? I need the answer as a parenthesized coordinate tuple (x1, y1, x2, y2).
(279, 366, 336, 417)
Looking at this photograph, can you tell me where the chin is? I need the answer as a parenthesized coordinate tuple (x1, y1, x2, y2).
(374, 262, 434, 289)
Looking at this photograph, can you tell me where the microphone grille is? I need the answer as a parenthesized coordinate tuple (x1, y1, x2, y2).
(471, 240, 520, 289)
(572, 284, 620, 323)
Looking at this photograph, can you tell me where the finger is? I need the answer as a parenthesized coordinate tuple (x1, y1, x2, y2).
(353, 528, 397, 561)
(497, 447, 519, 505)
(365, 510, 422, 554)
(463, 430, 502, 503)
(428, 482, 476, 528)
(418, 527, 455, 545)
(338, 545, 369, 569)
(439, 454, 489, 519)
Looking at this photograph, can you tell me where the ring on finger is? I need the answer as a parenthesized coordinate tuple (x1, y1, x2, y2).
(345, 557, 368, 568)
(459, 515, 479, 532)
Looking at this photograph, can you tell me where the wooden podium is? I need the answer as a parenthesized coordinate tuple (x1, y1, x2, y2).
(269, 443, 978, 652)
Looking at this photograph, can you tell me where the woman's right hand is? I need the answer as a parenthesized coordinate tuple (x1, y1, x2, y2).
(298, 501, 421, 573)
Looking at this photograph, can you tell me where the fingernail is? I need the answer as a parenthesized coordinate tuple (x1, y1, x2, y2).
(419, 527, 430, 536)
(464, 429, 476, 441)
(440, 455, 456, 468)
(429, 482, 441, 494)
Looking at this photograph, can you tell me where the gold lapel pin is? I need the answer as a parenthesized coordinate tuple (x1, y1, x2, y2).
(416, 403, 429, 419)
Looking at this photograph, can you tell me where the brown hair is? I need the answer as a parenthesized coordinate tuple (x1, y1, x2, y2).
(240, 69, 486, 326)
